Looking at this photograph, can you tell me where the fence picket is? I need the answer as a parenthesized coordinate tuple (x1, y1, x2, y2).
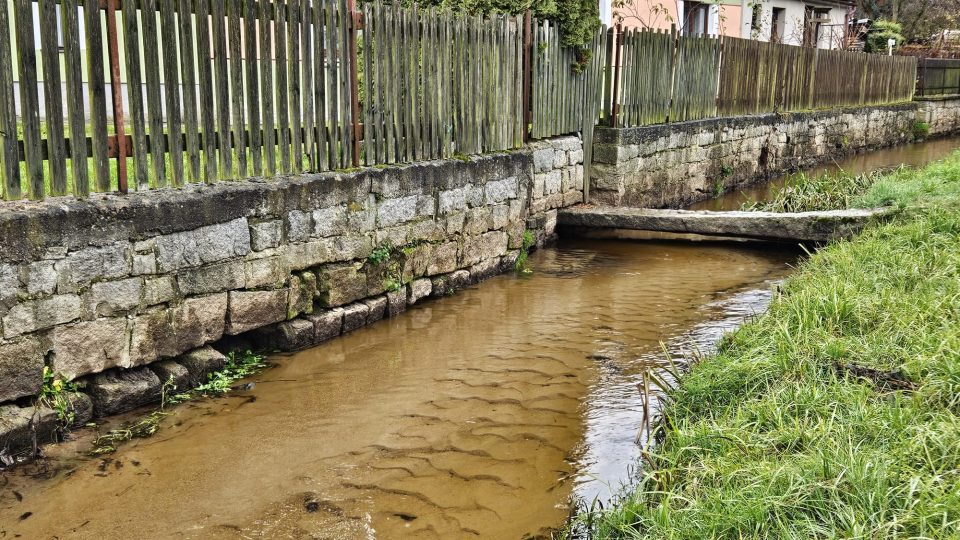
(0, 0, 19, 199)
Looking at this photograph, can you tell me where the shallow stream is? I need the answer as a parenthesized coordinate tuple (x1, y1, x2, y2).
(1, 137, 957, 539)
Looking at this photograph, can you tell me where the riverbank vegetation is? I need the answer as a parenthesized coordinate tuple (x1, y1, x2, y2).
(572, 150, 960, 538)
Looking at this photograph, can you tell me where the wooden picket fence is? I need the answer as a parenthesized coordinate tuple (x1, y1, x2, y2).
(612, 29, 917, 127)
(0, 0, 927, 202)
(917, 58, 960, 97)
(530, 19, 606, 139)
(361, 3, 523, 164)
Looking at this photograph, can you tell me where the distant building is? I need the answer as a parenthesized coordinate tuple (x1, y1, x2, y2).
(604, 0, 854, 49)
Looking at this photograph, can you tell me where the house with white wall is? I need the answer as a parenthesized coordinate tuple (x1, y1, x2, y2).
(605, 0, 853, 49)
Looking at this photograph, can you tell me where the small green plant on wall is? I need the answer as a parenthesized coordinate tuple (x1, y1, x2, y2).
(515, 230, 536, 275)
(912, 121, 930, 141)
(40, 366, 80, 427)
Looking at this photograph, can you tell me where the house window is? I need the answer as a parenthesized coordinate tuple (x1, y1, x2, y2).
(771, 7, 786, 43)
(682, 1, 710, 37)
(803, 7, 832, 47)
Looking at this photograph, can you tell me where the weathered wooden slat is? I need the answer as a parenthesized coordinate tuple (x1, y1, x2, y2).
(274, 0, 290, 173)
(0, 0, 20, 199)
(312, 0, 327, 170)
(259, 0, 275, 176)
(141, 0, 167, 187)
(287, 0, 302, 172)
(298, 0, 313, 169)
(39, 0, 67, 195)
(121, 0, 149, 189)
(245, 0, 262, 175)
(337, 0, 351, 167)
(325, 0, 340, 167)
(212, 0, 232, 177)
(195, 0, 218, 181)
(229, 0, 247, 177)
(160, 0, 184, 186)
(362, 2, 373, 165)
(61, 0, 90, 196)
(178, 0, 201, 183)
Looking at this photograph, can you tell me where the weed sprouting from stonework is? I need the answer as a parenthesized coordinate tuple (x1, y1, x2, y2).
(515, 231, 536, 275)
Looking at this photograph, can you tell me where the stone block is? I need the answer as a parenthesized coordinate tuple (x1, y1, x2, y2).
(0, 404, 58, 453)
(470, 257, 500, 282)
(283, 239, 335, 271)
(364, 296, 388, 323)
(0, 338, 43, 402)
(533, 147, 554, 173)
(0, 264, 19, 308)
(386, 289, 407, 317)
(48, 318, 130, 381)
(2, 294, 82, 338)
(341, 302, 370, 333)
(155, 218, 251, 271)
(309, 308, 344, 341)
(250, 220, 283, 251)
(464, 207, 492, 236)
(556, 136, 582, 152)
(67, 392, 94, 427)
(439, 187, 469, 214)
(462, 231, 508, 267)
(563, 190, 584, 207)
(178, 261, 246, 295)
(347, 200, 377, 233)
(287, 210, 313, 243)
(130, 294, 227, 365)
(446, 212, 466, 234)
(312, 206, 349, 237)
(532, 173, 546, 199)
(431, 270, 470, 297)
(484, 177, 519, 204)
(245, 257, 288, 289)
(317, 263, 368, 307)
(408, 278, 432, 305)
(553, 149, 568, 169)
(227, 289, 289, 335)
(491, 204, 509, 230)
(87, 367, 162, 417)
(544, 170, 562, 195)
(148, 360, 192, 393)
(251, 319, 316, 352)
(426, 242, 459, 276)
(132, 251, 157, 276)
(331, 235, 374, 262)
(144, 276, 177, 307)
(402, 244, 431, 281)
(378, 195, 418, 227)
(569, 148, 584, 165)
(409, 220, 446, 243)
(24, 261, 57, 296)
(55, 243, 131, 292)
(287, 274, 314, 318)
(176, 346, 228, 387)
(85, 277, 142, 317)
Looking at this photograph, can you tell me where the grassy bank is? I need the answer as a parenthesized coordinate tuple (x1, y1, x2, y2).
(574, 151, 960, 538)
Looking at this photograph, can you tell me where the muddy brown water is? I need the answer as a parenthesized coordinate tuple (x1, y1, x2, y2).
(1, 138, 957, 539)
(0, 241, 797, 539)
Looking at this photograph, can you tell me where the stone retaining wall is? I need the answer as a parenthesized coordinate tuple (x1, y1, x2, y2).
(0, 135, 584, 451)
(916, 95, 960, 137)
(591, 99, 960, 208)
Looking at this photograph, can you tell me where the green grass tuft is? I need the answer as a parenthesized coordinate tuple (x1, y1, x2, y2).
(571, 150, 960, 539)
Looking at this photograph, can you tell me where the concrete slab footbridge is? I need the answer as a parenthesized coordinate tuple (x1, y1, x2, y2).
(557, 206, 897, 243)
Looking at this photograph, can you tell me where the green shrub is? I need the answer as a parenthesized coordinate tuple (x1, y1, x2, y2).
(864, 20, 904, 53)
